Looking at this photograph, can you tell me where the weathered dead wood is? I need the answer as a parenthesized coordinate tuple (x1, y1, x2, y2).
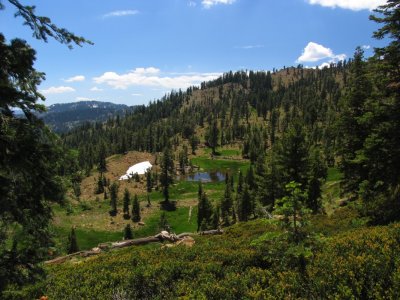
(44, 229, 224, 264)
(111, 237, 160, 249)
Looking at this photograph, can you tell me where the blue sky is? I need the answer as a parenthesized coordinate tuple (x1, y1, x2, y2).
(0, 0, 387, 106)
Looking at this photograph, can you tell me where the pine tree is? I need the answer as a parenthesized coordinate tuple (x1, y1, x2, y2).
(197, 182, 213, 231)
(146, 170, 153, 193)
(306, 148, 327, 213)
(96, 175, 104, 194)
(221, 182, 233, 226)
(123, 188, 131, 219)
(123, 224, 133, 240)
(67, 227, 79, 254)
(338, 47, 371, 198)
(160, 144, 174, 205)
(131, 194, 141, 222)
(274, 182, 310, 244)
(238, 184, 252, 222)
(98, 142, 107, 173)
(109, 182, 118, 216)
(206, 117, 219, 155)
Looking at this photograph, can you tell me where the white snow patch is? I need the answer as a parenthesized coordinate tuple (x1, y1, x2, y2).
(119, 161, 152, 180)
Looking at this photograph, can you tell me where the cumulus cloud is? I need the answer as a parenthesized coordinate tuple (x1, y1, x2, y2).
(202, 0, 236, 9)
(90, 86, 103, 92)
(103, 10, 139, 18)
(297, 42, 346, 63)
(64, 75, 85, 82)
(93, 67, 221, 90)
(362, 45, 371, 50)
(306, 0, 387, 11)
(41, 86, 75, 94)
(188, 1, 197, 7)
(132, 93, 143, 97)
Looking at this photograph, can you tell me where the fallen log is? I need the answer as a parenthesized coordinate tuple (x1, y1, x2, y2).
(111, 237, 160, 249)
(44, 229, 224, 264)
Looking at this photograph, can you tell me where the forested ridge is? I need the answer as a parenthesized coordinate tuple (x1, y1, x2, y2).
(63, 63, 346, 173)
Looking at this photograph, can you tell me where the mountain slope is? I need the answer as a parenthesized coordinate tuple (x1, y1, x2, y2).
(39, 101, 130, 133)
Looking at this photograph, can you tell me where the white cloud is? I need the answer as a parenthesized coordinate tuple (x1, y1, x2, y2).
(188, 1, 197, 7)
(41, 86, 75, 94)
(93, 67, 221, 90)
(103, 10, 139, 18)
(362, 45, 371, 50)
(306, 0, 387, 11)
(297, 42, 346, 64)
(64, 75, 85, 82)
(132, 93, 143, 97)
(297, 42, 333, 62)
(90, 86, 103, 92)
(202, 0, 236, 9)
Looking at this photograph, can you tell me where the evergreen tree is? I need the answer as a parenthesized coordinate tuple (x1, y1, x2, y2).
(131, 194, 141, 222)
(238, 184, 252, 222)
(96, 175, 104, 194)
(221, 182, 233, 226)
(197, 182, 213, 231)
(146, 170, 153, 193)
(276, 120, 310, 188)
(190, 134, 199, 154)
(360, 1, 400, 224)
(123, 188, 131, 219)
(245, 165, 256, 190)
(160, 144, 174, 205)
(123, 224, 133, 240)
(0, 3, 90, 290)
(274, 182, 310, 244)
(306, 148, 327, 213)
(206, 118, 219, 154)
(338, 47, 371, 198)
(67, 227, 79, 254)
(98, 142, 107, 173)
(109, 182, 118, 216)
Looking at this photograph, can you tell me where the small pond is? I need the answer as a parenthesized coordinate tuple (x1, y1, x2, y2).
(178, 171, 226, 183)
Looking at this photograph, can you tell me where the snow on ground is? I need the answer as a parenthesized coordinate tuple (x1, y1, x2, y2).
(119, 161, 152, 180)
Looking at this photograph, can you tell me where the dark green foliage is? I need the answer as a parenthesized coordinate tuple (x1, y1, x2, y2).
(274, 181, 310, 244)
(97, 142, 107, 173)
(145, 170, 152, 193)
(66, 227, 79, 254)
(221, 181, 233, 226)
(189, 134, 199, 154)
(123, 224, 133, 240)
(337, 1, 400, 224)
(238, 184, 252, 222)
(122, 189, 130, 220)
(197, 182, 213, 231)
(131, 194, 141, 222)
(0, 30, 71, 294)
(160, 144, 174, 204)
(109, 182, 118, 217)
(307, 148, 327, 213)
(95, 175, 104, 194)
(205, 117, 219, 154)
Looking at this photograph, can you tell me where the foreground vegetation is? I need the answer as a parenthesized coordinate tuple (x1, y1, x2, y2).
(18, 213, 400, 299)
